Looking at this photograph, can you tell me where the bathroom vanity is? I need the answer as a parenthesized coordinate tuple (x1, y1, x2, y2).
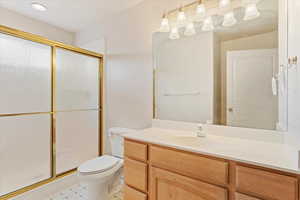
(123, 127, 300, 200)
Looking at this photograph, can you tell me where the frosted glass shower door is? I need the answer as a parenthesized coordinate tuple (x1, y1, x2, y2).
(56, 48, 100, 174)
(0, 33, 52, 196)
(56, 111, 99, 174)
(0, 33, 51, 114)
(0, 115, 51, 196)
(56, 48, 99, 111)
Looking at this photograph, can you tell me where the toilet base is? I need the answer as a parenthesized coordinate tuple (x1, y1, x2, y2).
(85, 179, 109, 200)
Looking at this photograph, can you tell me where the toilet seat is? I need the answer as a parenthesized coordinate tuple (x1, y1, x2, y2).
(78, 155, 120, 175)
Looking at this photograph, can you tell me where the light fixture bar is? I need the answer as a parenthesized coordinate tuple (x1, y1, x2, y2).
(166, 0, 201, 15)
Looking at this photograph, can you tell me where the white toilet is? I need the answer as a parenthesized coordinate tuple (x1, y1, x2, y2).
(77, 128, 134, 200)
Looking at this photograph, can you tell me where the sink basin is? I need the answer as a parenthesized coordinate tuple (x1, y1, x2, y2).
(171, 136, 203, 146)
(170, 135, 227, 151)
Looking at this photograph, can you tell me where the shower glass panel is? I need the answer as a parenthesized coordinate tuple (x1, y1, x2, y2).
(56, 48, 99, 111)
(0, 33, 51, 114)
(56, 110, 99, 174)
(0, 114, 51, 196)
(0, 25, 103, 199)
(56, 48, 100, 174)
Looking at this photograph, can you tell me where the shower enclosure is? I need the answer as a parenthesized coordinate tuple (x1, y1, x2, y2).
(0, 25, 103, 199)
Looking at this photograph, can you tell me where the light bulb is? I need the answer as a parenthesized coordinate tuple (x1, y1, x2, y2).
(195, 4, 206, 22)
(159, 16, 170, 32)
(169, 27, 180, 40)
(184, 22, 196, 36)
(202, 16, 214, 31)
(219, 0, 231, 8)
(222, 11, 237, 27)
(244, 3, 260, 21)
(31, 2, 47, 11)
(177, 11, 187, 27)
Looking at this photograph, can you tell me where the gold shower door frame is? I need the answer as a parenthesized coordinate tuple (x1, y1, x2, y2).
(0, 25, 104, 200)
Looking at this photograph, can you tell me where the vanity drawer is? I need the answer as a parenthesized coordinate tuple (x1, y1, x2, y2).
(236, 166, 298, 200)
(124, 185, 147, 200)
(235, 193, 262, 200)
(149, 145, 229, 185)
(125, 139, 148, 162)
(124, 158, 148, 192)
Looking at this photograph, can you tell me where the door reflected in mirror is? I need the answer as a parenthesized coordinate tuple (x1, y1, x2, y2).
(153, 0, 287, 131)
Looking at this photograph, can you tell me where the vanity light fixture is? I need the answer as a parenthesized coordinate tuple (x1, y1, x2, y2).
(159, 13, 170, 32)
(195, 1, 206, 22)
(160, 0, 261, 40)
(219, 0, 231, 8)
(223, 11, 237, 27)
(177, 7, 187, 27)
(169, 26, 180, 40)
(202, 16, 214, 31)
(244, 3, 260, 21)
(31, 2, 47, 11)
(184, 21, 196, 36)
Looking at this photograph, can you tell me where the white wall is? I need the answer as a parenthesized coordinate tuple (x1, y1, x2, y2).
(75, 0, 194, 153)
(75, 38, 106, 54)
(0, 7, 75, 44)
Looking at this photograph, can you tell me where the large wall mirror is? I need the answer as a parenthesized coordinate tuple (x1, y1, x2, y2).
(153, 0, 288, 131)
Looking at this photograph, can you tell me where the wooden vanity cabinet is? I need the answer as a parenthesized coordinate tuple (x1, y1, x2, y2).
(124, 139, 299, 200)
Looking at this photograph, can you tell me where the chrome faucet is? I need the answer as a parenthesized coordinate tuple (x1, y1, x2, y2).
(196, 123, 206, 137)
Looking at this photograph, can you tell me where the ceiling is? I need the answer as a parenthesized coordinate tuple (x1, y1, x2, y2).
(0, 0, 278, 38)
(0, 0, 146, 32)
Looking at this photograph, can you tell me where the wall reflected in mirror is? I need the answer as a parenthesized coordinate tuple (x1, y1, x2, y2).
(153, 0, 288, 131)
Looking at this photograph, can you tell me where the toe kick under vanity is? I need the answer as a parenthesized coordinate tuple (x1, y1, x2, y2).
(122, 128, 300, 200)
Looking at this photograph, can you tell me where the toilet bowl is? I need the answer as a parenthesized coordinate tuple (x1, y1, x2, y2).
(78, 127, 135, 200)
(78, 155, 123, 200)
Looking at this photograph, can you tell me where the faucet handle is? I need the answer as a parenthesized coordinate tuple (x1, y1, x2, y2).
(196, 123, 206, 137)
(197, 123, 203, 130)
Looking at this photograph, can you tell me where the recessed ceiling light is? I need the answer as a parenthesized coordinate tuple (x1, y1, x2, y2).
(31, 2, 47, 11)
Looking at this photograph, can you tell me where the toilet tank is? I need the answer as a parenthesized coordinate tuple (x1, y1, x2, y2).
(109, 127, 135, 158)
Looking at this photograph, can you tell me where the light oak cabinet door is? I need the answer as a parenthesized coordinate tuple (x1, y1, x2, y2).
(124, 185, 147, 200)
(150, 167, 227, 200)
(124, 158, 148, 192)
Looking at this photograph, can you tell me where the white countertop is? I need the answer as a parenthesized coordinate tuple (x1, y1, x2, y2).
(124, 128, 300, 174)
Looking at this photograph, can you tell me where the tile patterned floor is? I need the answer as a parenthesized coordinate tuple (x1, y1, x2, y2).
(44, 183, 123, 200)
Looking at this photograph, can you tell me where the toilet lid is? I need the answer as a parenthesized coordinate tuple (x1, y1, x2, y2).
(78, 155, 120, 174)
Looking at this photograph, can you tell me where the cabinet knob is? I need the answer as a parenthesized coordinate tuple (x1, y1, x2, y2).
(228, 108, 233, 112)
